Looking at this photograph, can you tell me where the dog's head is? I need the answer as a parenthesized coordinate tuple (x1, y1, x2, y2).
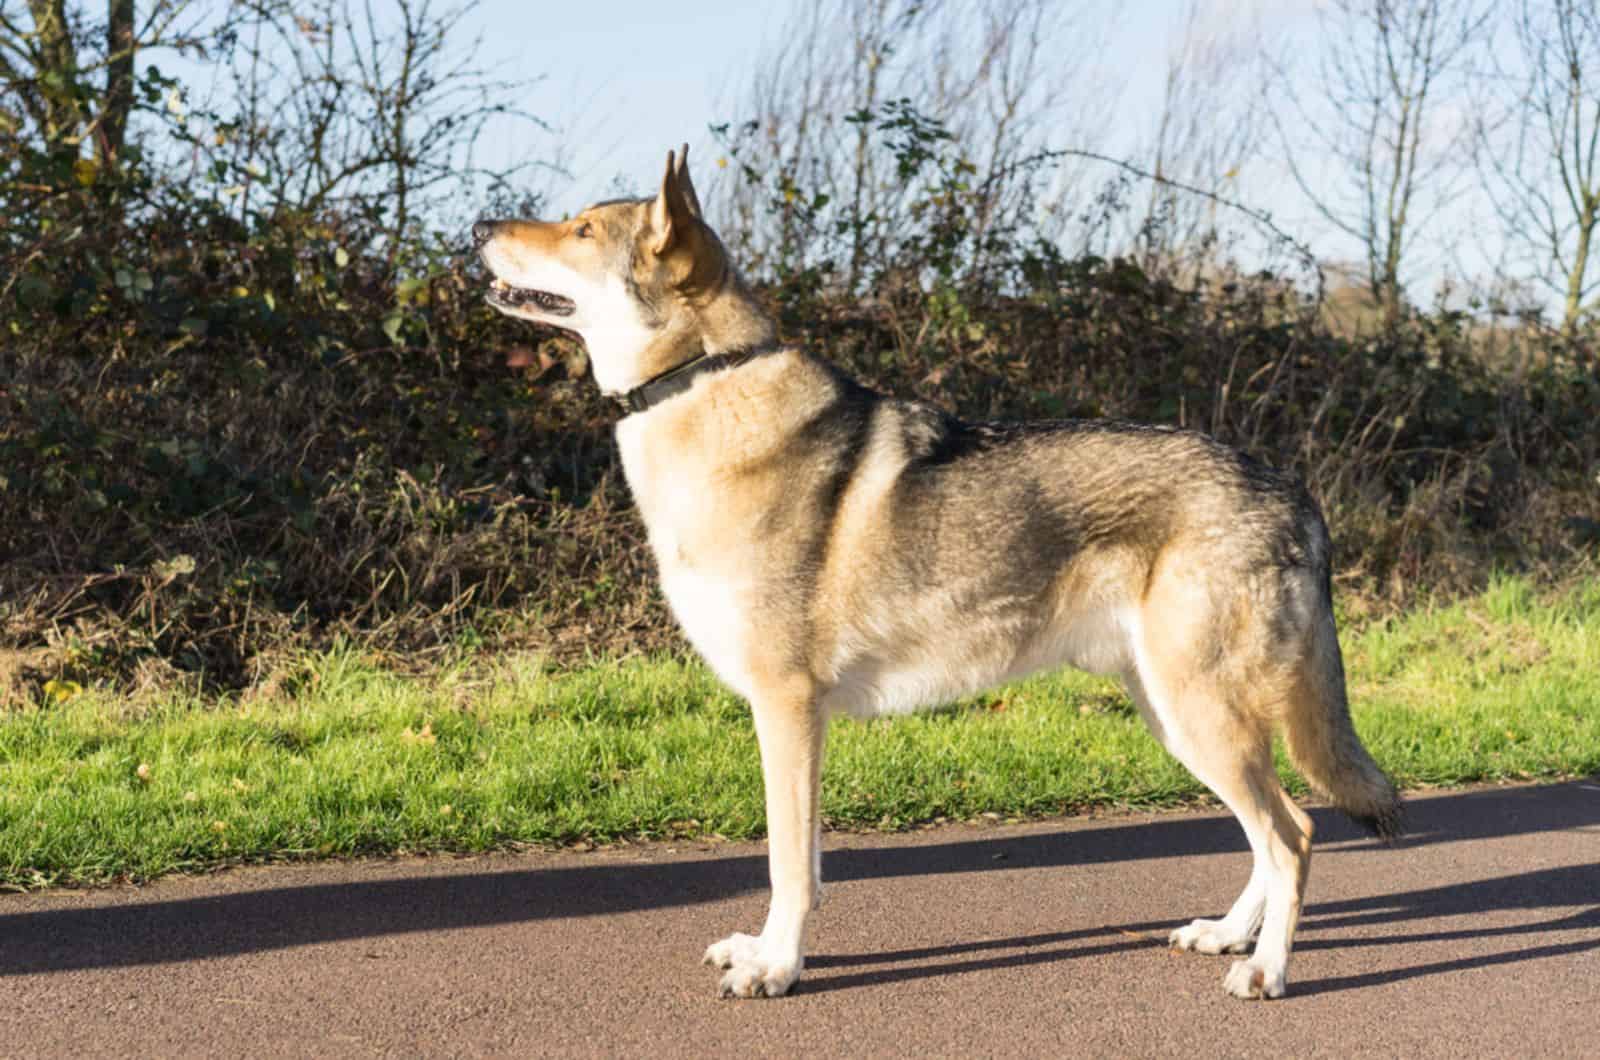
(474, 144, 730, 394)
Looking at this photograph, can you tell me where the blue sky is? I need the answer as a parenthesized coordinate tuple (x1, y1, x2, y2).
(479, 2, 1430, 279)
(468, 1, 1387, 284)
(164, 2, 1324, 237)
(478, 1, 1265, 208)
(486, 0, 782, 199)
(156, 0, 1521, 308)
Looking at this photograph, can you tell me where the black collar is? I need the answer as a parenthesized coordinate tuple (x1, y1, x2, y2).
(616, 340, 780, 416)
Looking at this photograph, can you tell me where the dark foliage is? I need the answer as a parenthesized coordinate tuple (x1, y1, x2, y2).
(3, 103, 1597, 702)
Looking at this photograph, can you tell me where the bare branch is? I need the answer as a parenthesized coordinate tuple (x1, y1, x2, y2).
(1472, 0, 1600, 332)
(1272, 0, 1492, 323)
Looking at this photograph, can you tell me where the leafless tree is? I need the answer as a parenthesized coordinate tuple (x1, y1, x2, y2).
(188, 0, 544, 254)
(0, 1, 203, 173)
(1474, 0, 1600, 336)
(1134, 0, 1269, 278)
(1273, 0, 1492, 325)
(710, 0, 1118, 294)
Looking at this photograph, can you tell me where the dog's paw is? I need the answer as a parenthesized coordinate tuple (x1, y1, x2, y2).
(702, 932, 763, 970)
(1223, 958, 1286, 1000)
(1169, 917, 1253, 955)
(717, 955, 801, 999)
(703, 933, 801, 998)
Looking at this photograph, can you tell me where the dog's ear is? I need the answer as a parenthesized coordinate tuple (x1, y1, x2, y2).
(673, 142, 703, 219)
(650, 143, 703, 255)
(647, 143, 724, 292)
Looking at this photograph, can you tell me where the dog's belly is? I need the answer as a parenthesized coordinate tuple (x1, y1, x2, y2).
(821, 658, 980, 718)
(820, 605, 1136, 718)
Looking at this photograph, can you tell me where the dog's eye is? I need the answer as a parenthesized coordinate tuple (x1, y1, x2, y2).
(574, 222, 593, 239)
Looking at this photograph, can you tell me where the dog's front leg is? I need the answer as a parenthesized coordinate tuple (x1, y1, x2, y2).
(704, 679, 824, 998)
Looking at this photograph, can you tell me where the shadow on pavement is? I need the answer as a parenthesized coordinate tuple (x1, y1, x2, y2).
(1287, 861, 1600, 996)
(2, 779, 1595, 983)
(801, 931, 1163, 996)
(798, 861, 1600, 997)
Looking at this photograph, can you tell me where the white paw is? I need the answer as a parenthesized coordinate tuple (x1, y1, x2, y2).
(1223, 958, 1286, 1000)
(716, 956, 801, 998)
(703, 933, 801, 998)
(1169, 917, 1253, 955)
(702, 932, 763, 970)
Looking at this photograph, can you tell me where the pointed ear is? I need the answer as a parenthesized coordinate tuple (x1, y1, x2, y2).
(674, 142, 703, 219)
(649, 143, 702, 255)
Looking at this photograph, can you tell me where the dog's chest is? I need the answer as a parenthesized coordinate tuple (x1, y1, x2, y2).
(618, 421, 760, 699)
(658, 566, 754, 697)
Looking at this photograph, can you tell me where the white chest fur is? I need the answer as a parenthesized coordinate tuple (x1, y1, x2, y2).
(658, 567, 755, 699)
(617, 414, 758, 700)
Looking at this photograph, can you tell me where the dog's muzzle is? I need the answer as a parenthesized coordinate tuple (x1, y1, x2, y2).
(485, 278, 576, 316)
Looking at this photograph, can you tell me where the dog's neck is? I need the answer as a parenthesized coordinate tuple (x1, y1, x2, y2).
(618, 271, 778, 395)
(617, 338, 781, 415)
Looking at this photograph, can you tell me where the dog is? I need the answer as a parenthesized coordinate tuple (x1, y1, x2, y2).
(473, 144, 1403, 1001)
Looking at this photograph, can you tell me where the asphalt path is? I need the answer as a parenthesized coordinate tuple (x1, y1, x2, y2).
(3, 780, 1597, 1058)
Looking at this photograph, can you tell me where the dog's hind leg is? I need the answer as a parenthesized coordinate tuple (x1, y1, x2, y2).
(703, 675, 824, 998)
(1125, 614, 1313, 1000)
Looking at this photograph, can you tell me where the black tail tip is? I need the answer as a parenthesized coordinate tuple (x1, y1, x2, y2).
(1351, 802, 1407, 845)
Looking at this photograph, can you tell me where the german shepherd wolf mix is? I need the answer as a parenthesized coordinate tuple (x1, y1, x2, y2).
(474, 146, 1402, 1002)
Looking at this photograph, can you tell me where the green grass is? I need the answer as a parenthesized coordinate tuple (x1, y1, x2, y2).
(3, 577, 1598, 889)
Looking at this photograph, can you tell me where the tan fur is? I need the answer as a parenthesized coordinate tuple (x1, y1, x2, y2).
(475, 145, 1402, 1002)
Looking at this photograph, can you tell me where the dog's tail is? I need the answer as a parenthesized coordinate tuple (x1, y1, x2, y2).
(1282, 586, 1405, 842)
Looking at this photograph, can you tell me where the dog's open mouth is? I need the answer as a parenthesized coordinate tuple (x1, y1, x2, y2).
(486, 278, 576, 316)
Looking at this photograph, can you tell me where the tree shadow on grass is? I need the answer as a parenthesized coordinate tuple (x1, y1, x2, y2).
(1, 778, 1595, 987)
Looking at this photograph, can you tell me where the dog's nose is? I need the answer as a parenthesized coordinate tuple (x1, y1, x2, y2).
(471, 220, 496, 245)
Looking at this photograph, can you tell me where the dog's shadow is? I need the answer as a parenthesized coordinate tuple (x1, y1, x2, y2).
(803, 778, 1600, 996)
(2, 780, 1596, 999)
(799, 861, 1600, 997)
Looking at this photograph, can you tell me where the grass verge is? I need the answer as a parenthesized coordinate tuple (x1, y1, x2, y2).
(3, 577, 1597, 889)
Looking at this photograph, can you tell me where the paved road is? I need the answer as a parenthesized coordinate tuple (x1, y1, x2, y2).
(3, 781, 1597, 1058)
